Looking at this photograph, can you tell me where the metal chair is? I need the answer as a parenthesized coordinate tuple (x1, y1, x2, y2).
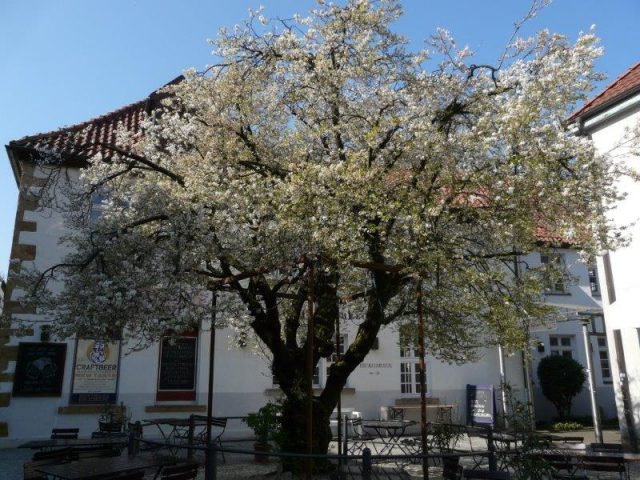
(442, 455, 463, 480)
(91, 431, 128, 439)
(98, 470, 145, 480)
(580, 455, 628, 480)
(51, 428, 79, 440)
(24, 448, 75, 480)
(161, 462, 199, 480)
(463, 469, 512, 479)
(189, 415, 228, 463)
(541, 453, 587, 480)
(347, 418, 377, 455)
(74, 446, 122, 459)
(590, 442, 624, 453)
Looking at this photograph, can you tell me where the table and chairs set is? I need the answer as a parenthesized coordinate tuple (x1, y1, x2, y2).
(17, 417, 230, 480)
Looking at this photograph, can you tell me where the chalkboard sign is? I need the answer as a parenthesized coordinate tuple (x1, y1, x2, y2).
(466, 384, 495, 426)
(158, 336, 197, 391)
(13, 342, 66, 397)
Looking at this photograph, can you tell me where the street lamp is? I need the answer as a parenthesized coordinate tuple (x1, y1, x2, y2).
(580, 315, 603, 444)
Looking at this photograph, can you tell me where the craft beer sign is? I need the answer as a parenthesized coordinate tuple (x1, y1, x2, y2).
(71, 339, 120, 404)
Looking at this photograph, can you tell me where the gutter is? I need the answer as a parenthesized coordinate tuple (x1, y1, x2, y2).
(5, 145, 23, 188)
(576, 91, 640, 134)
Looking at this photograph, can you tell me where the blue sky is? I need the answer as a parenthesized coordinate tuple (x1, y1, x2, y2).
(1, 0, 639, 277)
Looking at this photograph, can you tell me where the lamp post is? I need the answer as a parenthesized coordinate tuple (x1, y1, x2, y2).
(580, 316, 603, 444)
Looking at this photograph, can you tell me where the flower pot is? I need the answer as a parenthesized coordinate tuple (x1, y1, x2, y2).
(253, 442, 272, 463)
(99, 421, 123, 433)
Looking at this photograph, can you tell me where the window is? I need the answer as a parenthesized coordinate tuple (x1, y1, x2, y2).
(399, 341, 426, 395)
(596, 337, 612, 383)
(89, 193, 107, 224)
(588, 265, 600, 296)
(602, 252, 616, 304)
(157, 331, 198, 401)
(400, 362, 425, 395)
(540, 253, 567, 294)
(549, 335, 573, 358)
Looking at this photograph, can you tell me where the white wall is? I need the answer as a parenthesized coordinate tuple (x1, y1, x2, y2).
(589, 98, 640, 449)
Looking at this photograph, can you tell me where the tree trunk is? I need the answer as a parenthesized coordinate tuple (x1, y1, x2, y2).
(279, 396, 332, 471)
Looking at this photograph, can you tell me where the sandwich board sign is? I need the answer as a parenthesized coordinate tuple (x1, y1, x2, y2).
(466, 384, 495, 427)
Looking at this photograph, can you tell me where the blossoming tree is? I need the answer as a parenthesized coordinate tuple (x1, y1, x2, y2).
(27, 0, 628, 454)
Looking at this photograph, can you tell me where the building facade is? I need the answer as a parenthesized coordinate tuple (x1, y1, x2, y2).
(0, 81, 615, 444)
(571, 62, 640, 451)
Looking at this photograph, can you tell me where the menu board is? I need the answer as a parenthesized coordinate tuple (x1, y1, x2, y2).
(12, 342, 66, 397)
(466, 384, 495, 426)
(71, 339, 120, 404)
(158, 336, 197, 392)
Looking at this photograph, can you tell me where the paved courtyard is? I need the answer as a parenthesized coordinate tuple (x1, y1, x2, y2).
(2, 429, 637, 479)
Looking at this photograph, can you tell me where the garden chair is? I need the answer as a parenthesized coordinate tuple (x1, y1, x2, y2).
(462, 469, 512, 479)
(346, 418, 377, 455)
(161, 462, 199, 480)
(589, 442, 624, 453)
(24, 448, 75, 480)
(541, 453, 586, 480)
(442, 455, 463, 480)
(187, 415, 227, 463)
(580, 455, 628, 480)
(51, 428, 79, 440)
(98, 470, 145, 480)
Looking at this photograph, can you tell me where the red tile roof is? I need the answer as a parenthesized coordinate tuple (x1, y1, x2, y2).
(569, 62, 640, 121)
(7, 76, 183, 163)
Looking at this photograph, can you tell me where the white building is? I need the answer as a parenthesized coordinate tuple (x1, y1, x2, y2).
(571, 62, 640, 452)
(0, 81, 615, 444)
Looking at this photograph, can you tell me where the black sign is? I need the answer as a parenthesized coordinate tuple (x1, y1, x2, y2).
(13, 342, 66, 397)
(158, 336, 197, 391)
(466, 384, 495, 426)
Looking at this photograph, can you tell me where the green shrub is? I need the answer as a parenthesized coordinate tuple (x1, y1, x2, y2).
(550, 421, 584, 432)
(537, 355, 586, 419)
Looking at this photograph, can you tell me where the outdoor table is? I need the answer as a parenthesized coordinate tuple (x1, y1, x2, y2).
(361, 420, 416, 455)
(33, 453, 173, 480)
(142, 417, 207, 442)
(19, 437, 128, 450)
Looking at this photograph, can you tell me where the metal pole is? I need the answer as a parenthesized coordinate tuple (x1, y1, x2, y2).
(497, 344, 509, 429)
(581, 317, 603, 443)
(306, 263, 315, 480)
(336, 316, 342, 458)
(205, 441, 217, 480)
(522, 349, 536, 429)
(205, 290, 218, 479)
(362, 447, 372, 480)
(416, 280, 429, 480)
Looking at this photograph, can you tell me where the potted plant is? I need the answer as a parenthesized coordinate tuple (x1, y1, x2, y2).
(98, 402, 128, 433)
(245, 402, 281, 463)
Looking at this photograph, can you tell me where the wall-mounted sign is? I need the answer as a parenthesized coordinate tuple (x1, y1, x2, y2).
(157, 333, 197, 401)
(13, 342, 66, 397)
(466, 384, 495, 427)
(71, 339, 120, 404)
(359, 362, 392, 369)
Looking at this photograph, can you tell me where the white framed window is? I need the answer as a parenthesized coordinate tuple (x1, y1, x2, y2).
(596, 336, 612, 383)
(398, 339, 426, 395)
(549, 335, 573, 358)
(400, 361, 426, 395)
(541, 253, 567, 294)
